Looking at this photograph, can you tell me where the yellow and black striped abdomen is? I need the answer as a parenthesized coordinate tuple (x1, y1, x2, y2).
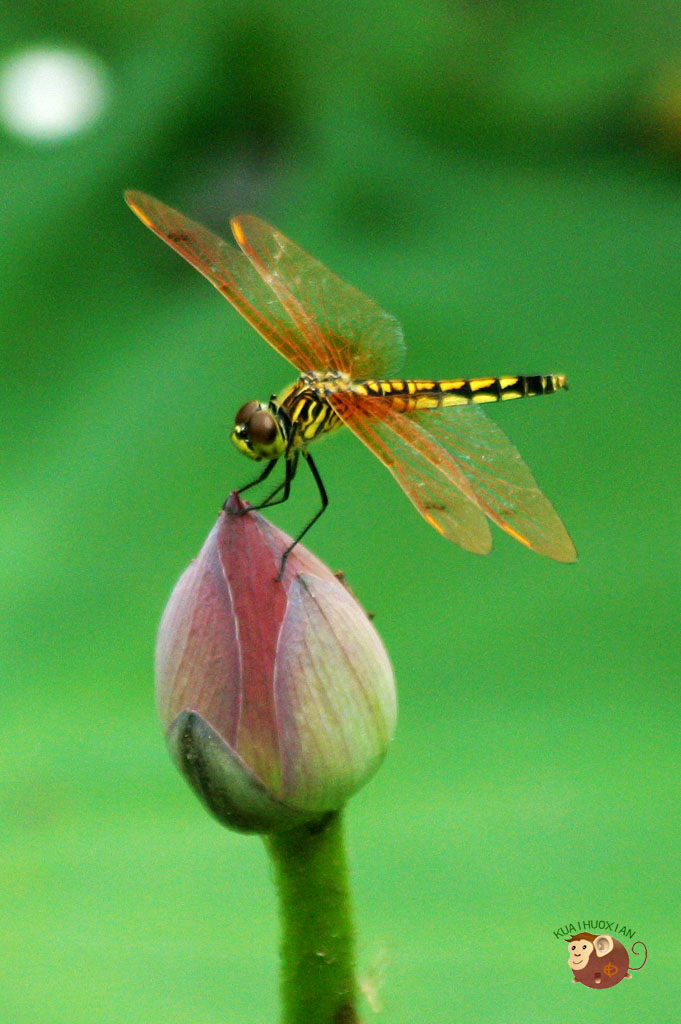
(351, 374, 567, 412)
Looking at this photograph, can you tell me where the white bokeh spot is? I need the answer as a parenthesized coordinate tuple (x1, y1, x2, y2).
(0, 47, 110, 142)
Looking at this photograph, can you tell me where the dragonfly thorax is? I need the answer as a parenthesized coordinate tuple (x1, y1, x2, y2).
(231, 399, 289, 462)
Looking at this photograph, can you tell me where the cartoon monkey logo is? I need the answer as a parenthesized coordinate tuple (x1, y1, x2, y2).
(566, 932, 647, 989)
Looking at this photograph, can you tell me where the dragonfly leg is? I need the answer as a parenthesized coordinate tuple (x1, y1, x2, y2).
(234, 453, 300, 514)
(276, 451, 329, 580)
(233, 457, 278, 500)
(259, 453, 299, 507)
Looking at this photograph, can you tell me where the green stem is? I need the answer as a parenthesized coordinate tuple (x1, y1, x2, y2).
(264, 811, 359, 1024)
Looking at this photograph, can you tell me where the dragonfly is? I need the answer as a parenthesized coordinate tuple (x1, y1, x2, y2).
(126, 190, 577, 571)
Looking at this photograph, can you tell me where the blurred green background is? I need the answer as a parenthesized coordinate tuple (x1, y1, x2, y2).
(2, 1, 680, 1021)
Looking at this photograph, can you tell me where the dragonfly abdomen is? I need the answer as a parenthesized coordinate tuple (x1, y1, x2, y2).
(353, 375, 567, 411)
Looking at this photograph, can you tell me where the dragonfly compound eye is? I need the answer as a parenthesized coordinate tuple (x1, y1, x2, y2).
(248, 409, 278, 446)
(234, 400, 260, 426)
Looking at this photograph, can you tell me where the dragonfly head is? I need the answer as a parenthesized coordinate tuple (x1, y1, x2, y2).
(231, 400, 287, 462)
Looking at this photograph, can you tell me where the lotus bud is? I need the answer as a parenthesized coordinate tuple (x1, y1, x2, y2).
(155, 493, 397, 833)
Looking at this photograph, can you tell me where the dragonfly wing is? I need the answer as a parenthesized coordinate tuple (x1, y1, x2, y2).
(331, 394, 577, 562)
(126, 191, 322, 373)
(231, 214, 406, 379)
(329, 392, 493, 555)
(413, 403, 577, 562)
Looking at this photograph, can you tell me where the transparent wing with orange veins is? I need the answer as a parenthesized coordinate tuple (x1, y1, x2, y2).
(230, 214, 405, 379)
(126, 192, 405, 378)
(126, 191, 325, 374)
(329, 393, 577, 562)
